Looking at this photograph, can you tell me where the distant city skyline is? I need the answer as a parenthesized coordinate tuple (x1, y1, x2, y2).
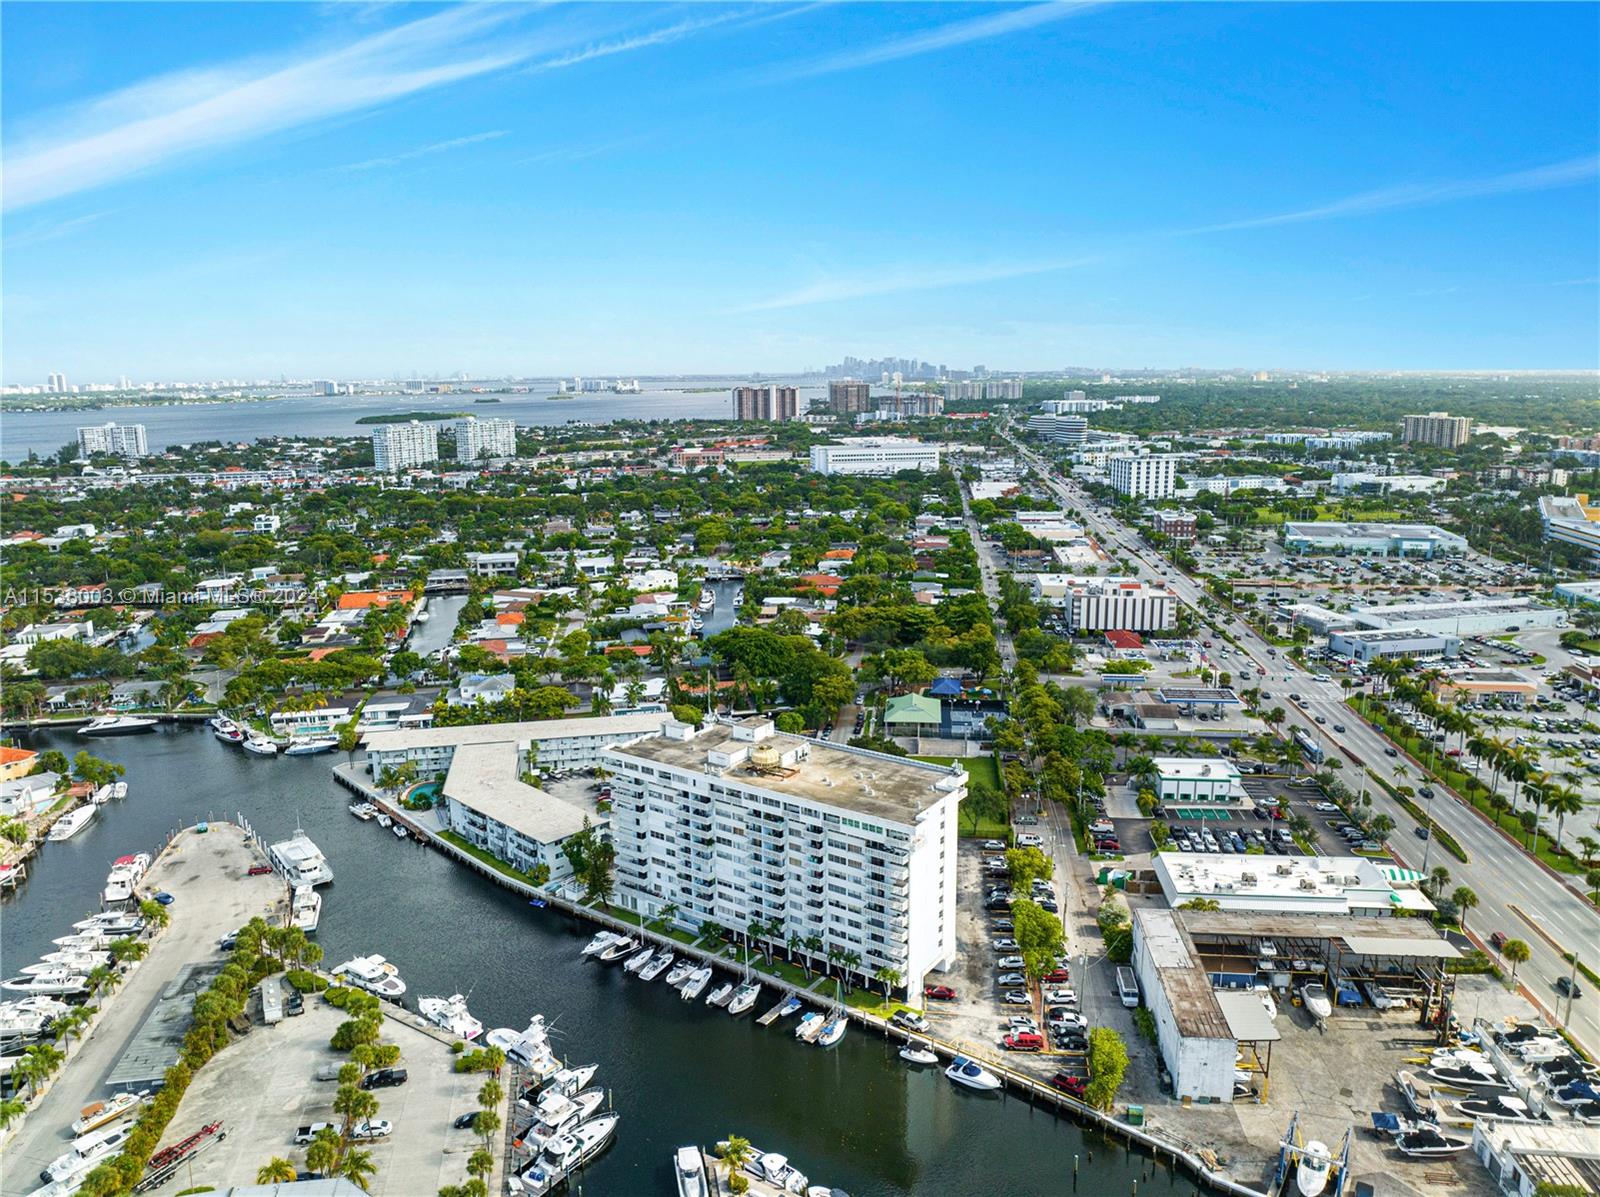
(2, 2, 1596, 380)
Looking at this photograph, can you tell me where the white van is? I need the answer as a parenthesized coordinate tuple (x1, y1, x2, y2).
(1116, 966, 1140, 1009)
(1016, 833, 1043, 848)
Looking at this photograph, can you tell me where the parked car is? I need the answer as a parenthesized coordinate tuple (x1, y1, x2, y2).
(360, 1068, 408, 1090)
(246, 864, 273, 877)
(1042, 968, 1071, 984)
(1002, 1031, 1044, 1052)
(295, 1123, 335, 1145)
(453, 1111, 481, 1130)
(1001, 991, 1030, 1005)
(996, 955, 1024, 969)
(891, 1010, 929, 1033)
(349, 1120, 392, 1141)
(993, 938, 1019, 951)
(1048, 1071, 1087, 1098)
(924, 985, 958, 1001)
(982, 840, 1007, 851)
(1044, 987, 1077, 1005)
(997, 972, 1026, 987)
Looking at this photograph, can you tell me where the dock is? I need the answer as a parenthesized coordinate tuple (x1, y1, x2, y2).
(755, 999, 793, 1026)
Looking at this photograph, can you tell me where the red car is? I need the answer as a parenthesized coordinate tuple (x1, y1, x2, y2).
(1003, 1032, 1044, 1052)
(1043, 968, 1071, 983)
(246, 864, 273, 876)
(1489, 931, 1508, 950)
(924, 985, 958, 1001)
(1049, 1072, 1087, 1097)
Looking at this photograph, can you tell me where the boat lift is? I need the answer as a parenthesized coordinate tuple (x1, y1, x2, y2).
(1272, 1115, 1352, 1197)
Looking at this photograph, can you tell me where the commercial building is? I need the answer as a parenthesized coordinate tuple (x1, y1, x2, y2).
(603, 718, 965, 996)
(1152, 509, 1198, 543)
(1282, 522, 1468, 558)
(362, 712, 670, 780)
(809, 437, 941, 476)
(1029, 575, 1176, 632)
(732, 386, 800, 422)
(828, 381, 872, 413)
(1151, 853, 1437, 916)
(1432, 669, 1539, 708)
(1470, 1120, 1600, 1197)
(1329, 472, 1447, 496)
(371, 420, 439, 472)
(1327, 628, 1461, 663)
(1148, 757, 1246, 805)
(1351, 596, 1564, 636)
(1553, 579, 1600, 608)
(1025, 413, 1088, 444)
(453, 416, 516, 462)
(1402, 411, 1472, 449)
(76, 422, 149, 459)
(1539, 494, 1600, 559)
(1108, 455, 1177, 500)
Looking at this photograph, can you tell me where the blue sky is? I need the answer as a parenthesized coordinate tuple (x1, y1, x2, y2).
(3, 1, 1597, 381)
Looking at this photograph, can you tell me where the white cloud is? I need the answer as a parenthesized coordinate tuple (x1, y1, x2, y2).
(766, 3, 1095, 82)
(733, 257, 1097, 312)
(338, 130, 508, 172)
(2, 211, 108, 250)
(1189, 155, 1600, 234)
(523, 8, 763, 75)
(3, 7, 556, 210)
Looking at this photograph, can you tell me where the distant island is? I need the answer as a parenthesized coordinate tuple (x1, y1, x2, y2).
(354, 411, 467, 425)
(472, 397, 502, 404)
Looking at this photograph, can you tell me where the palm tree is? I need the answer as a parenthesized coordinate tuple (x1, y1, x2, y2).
(788, 933, 810, 977)
(1452, 886, 1479, 935)
(1543, 785, 1584, 852)
(1427, 866, 1452, 898)
(1501, 938, 1531, 983)
(873, 965, 903, 999)
(139, 897, 171, 930)
(52, 1005, 94, 1051)
(257, 1158, 298, 1185)
(0, 1097, 27, 1129)
(340, 1146, 378, 1192)
(85, 965, 116, 998)
(718, 1135, 753, 1178)
(304, 1128, 343, 1177)
(1577, 834, 1600, 867)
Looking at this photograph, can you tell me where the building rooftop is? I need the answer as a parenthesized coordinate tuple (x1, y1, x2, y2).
(1134, 908, 1230, 1040)
(1152, 756, 1242, 780)
(1178, 910, 1458, 957)
(362, 712, 667, 752)
(1332, 627, 1446, 643)
(606, 719, 965, 826)
(1356, 596, 1546, 624)
(1284, 522, 1462, 541)
(442, 743, 590, 845)
(1155, 688, 1240, 705)
(1155, 852, 1436, 913)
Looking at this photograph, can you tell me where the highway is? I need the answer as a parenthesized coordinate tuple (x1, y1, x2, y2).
(1000, 428, 1600, 1053)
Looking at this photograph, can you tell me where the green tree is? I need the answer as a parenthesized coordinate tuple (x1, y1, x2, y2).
(341, 1146, 379, 1192)
(1452, 886, 1479, 934)
(257, 1158, 298, 1184)
(1501, 938, 1531, 983)
(1084, 1027, 1130, 1110)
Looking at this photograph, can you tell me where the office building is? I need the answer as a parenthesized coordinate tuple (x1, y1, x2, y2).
(453, 416, 516, 462)
(1108, 455, 1177, 500)
(1030, 575, 1176, 631)
(1539, 494, 1600, 559)
(1149, 757, 1246, 805)
(603, 717, 965, 996)
(1282, 522, 1468, 558)
(829, 380, 872, 413)
(1152, 509, 1198, 543)
(1327, 628, 1461, 663)
(371, 420, 439, 472)
(809, 437, 941, 476)
(1350, 596, 1564, 636)
(1026, 413, 1089, 444)
(76, 422, 149, 459)
(1402, 411, 1472, 449)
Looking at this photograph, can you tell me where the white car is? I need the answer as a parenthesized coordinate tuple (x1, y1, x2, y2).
(1044, 987, 1077, 1005)
(996, 955, 1024, 970)
(351, 1120, 393, 1141)
(1049, 1012, 1087, 1033)
(982, 840, 1007, 851)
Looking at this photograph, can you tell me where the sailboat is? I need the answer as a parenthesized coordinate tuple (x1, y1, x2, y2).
(815, 1012, 847, 1047)
(727, 983, 761, 1015)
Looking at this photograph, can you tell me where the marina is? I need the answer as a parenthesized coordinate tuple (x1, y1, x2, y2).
(0, 725, 1202, 1196)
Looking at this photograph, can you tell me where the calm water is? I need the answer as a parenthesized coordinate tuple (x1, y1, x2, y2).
(0, 382, 825, 461)
(0, 726, 1197, 1197)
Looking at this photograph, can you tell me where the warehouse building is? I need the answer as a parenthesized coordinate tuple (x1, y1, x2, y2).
(1351, 596, 1565, 636)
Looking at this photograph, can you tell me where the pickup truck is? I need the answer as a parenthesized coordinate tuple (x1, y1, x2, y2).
(295, 1120, 391, 1145)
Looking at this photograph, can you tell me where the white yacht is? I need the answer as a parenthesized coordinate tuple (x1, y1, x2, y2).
(900, 1040, 940, 1065)
(674, 1146, 709, 1197)
(48, 806, 96, 842)
(3, 970, 88, 996)
(638, 950, 674, 981)
(623, 946, 655, 974)
(485, 1015, 553, 1069)
(21, 953, 104, 975)
(210, 715, 244, 743)
(101, 854, 150, 904)
(348, 803, 377, 820)
(679, 967, 712, 1001)
(664, 959, 697, 986)
(526, 1089, 605, 1151)
(269, 830, 333, 887)
(697, 588, 715, 612)
(1294, 1141, 1332, 1197)
(532, 1064, 599, 1109)
(43, 1123, 135, 1183)
(581, 931, 620, 957)
(78, 715, 156, 737)
(242, 734, 279, 756)
(743, 1150, 809, 1194)
(91, 784, 116, 806)
(291, 885, 322, 934)
(521, 1113, 619, 1196)
(0, 1004, 58, 1046)
(284, 737, 338, 756)
(419, 994, 483, 1042)
(331, 955, 405, 1000)
(945, 1055, 1002, 1091)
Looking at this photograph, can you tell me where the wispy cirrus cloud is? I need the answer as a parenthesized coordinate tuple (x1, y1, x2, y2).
(2, 210, 109, 250)
(3, 6, 577, 211)
(765, 3, 1096, 82)
(1188, 155, 1600, 234)
(733, 257, 1098, 313)
(524, 8, 772, 75)
(338, 129, 508, 172)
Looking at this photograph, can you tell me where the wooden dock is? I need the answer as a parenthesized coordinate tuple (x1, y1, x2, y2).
(756, 998, 795, 1026)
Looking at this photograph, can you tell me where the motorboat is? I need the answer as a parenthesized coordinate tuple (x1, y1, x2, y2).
(1454, 1094, 1547, 1123)
(91, 784, 116, 806)
(375, 813, 393, 829)
(749, 1152, 809, 1194)
(1507, 1036, 1569, 1063)
(348, 803, 377, 820)
(1395, 1126, 1470, 1157)
(697, 588, 715, 612)
(705, 982, 734, 1008)
(291, 885, 322, 934)
(665, 959, 697, 986)
(242, 734, 279, 756)
(210, 715, 243, 742)
(0, 1004, 57, 1046)
(900, 1041, 940, 1065)
(945, 1055, 1002, 1091)
(53, 931, 112, 951)
(1300, 982, 1332, 1021)
(581, 931, 620, 957)
(521, 1112, 619, 1196)
(48, 806, 96, 842)
(331, 955, 406, 1000)
(727, 983, 761, 1015)
(815, 1016, 847, 1047)
(485, 1016, 553, 1069)
(102, 869, 138, 904)
(1370, 1112, 1432, 1140)
(1259, 990, 1278, 1022)
(1294, 1141, 1332, 1197)
(392, 824, 408, 839)
(679, 968, 712, 1001)
(284, 737, 339, 756)
(674, 1145, 709, 1197)
(794, 1012, 824, 1041)
(1553, 1080, 1600, 1108)
(77, 911, 143, 935)
(21, 953, 104, 975)
(269, 830, 333, 886)
(73, 1090, 145, 1136)
(3, 970, 88, 996)
(599, 937, 638, 963)
(623, 946, 655, 974)
(1425, 1060, 1509, 1090)
(419, 994, 483, 1042)
(525, 1089, 606, 1151)
(1396, 1071, 1444, 1121)
(43, 1123, 135, 1183)
(638, 951, 674, 982)
(775, 996, 802, 1018)
(528, 1066, 600, 1118)
(78, 715, 156, 737)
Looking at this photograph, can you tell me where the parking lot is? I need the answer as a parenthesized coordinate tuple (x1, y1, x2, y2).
(158, 997, 491, 1194)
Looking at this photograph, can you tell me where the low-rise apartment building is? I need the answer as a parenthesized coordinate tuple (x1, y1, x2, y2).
(602, 718, 965, 996)
(363, 712, 670, 780)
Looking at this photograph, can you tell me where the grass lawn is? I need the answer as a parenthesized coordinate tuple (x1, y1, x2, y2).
(841, 987, 914, 1016)
(438, 831, 543, 887)
(747, 956, 820, 988)
(918, 755, 1009, 838)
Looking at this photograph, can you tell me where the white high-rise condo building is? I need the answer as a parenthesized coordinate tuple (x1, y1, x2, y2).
(76, 422, 149, 459)
(809, 437, 941, 476)
(1401, 412, 1471, 449)
(604, 718, 965, 996)
(48, 372, 68, 394)
(372, 420, 439, 472)
(1026, 413, 1088, 444)
(1109, 454, 1177, 500)
(453, 416, 517, 462)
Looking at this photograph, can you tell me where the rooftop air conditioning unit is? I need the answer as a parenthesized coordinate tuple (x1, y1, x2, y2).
(1275, 864, 1292, 875)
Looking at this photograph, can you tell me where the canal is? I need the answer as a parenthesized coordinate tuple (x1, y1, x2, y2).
(1, 726, 1200, 1197)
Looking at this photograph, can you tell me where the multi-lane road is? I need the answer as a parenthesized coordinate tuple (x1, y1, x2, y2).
(1000, 429, 1600, 1053)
